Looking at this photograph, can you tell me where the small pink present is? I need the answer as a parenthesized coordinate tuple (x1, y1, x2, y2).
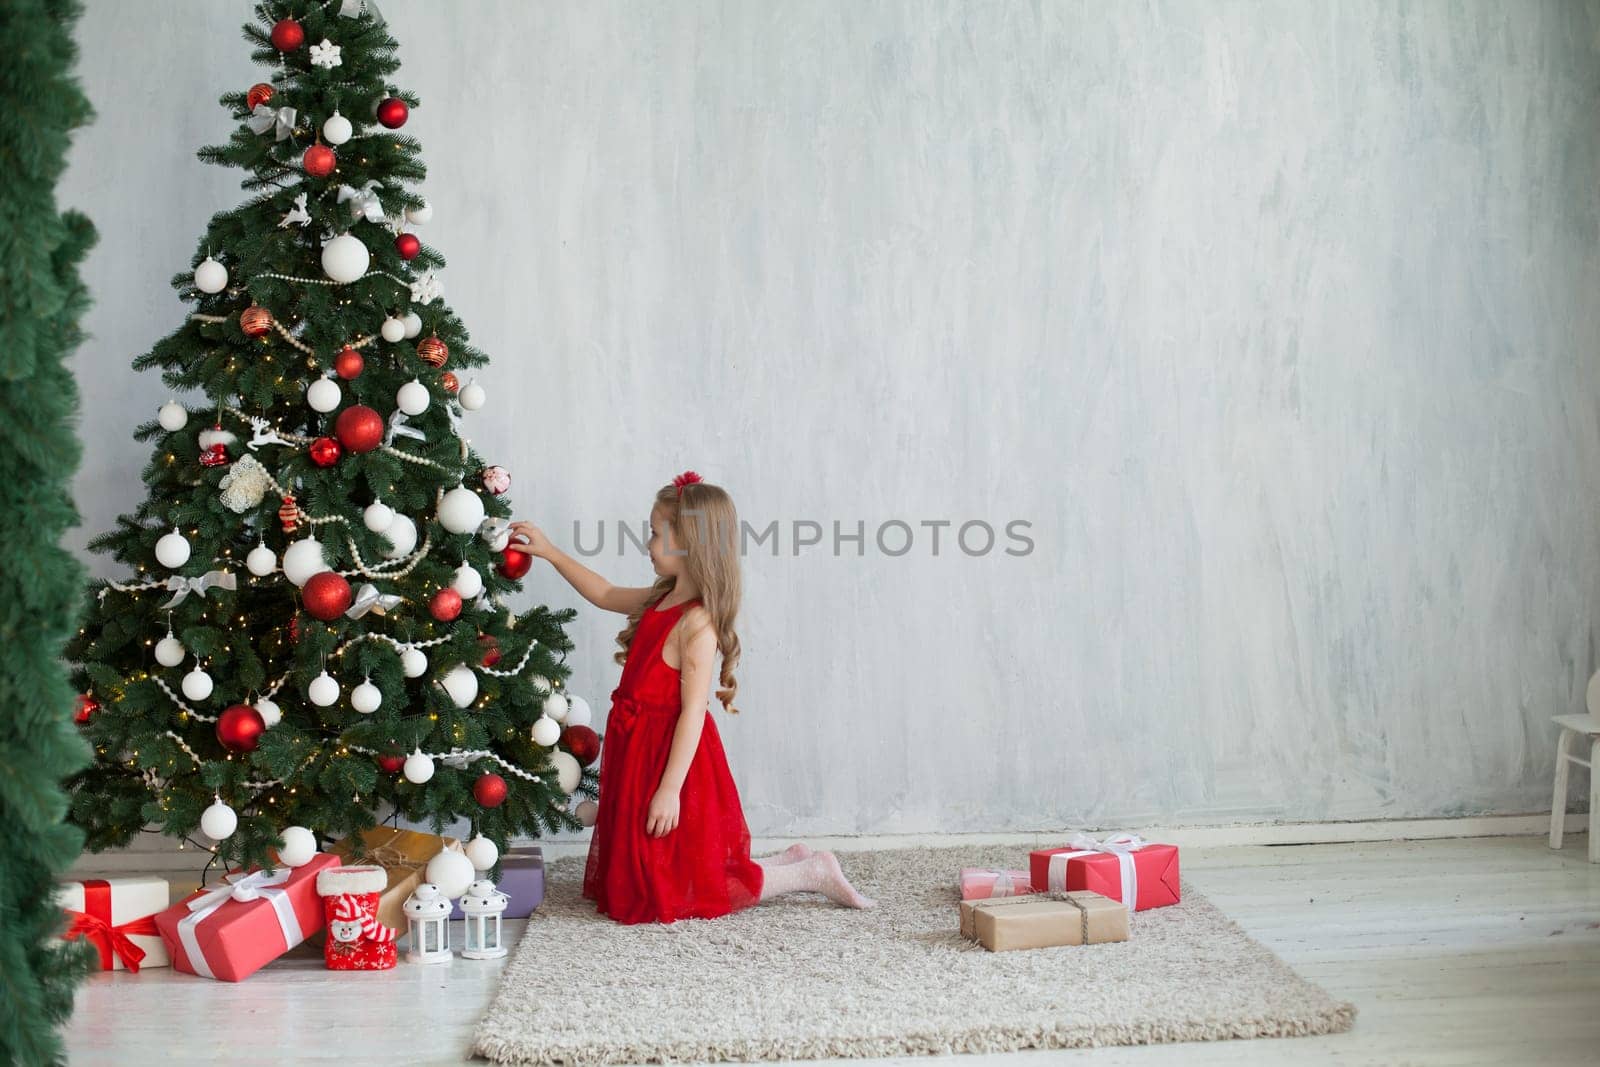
(959, 867, 1034, 900)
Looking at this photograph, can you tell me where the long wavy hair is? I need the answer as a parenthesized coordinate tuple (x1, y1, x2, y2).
(613, 477, 743, 713)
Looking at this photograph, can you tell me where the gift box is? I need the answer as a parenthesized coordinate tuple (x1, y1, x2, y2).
(57, 876, 171, 973)
(1029, 833, 1180, 913)
(155, 852, 339, 982)
(961, 890, 1129, 951)
(330, 826, 456, 933)
(959, 867, 1033, 901)
(450, 846, 544, 920)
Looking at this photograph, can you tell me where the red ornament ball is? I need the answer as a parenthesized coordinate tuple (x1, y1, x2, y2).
(395, 233, 421, 260)
(240, 305, 274, 337)
(217, 703, 266, 753)
(270, 18, 305, 51)
(440, 371, 459, 394)
(376, 96, 409, 129)
(416, 335, 448, 368)
(497, 545, 533, 580)
(473, 772, 508, 808)
(334, 346, 365, 380)
(74, 693, 99, 725)
(309, 435, 342, 467)
(303, 143, 336, 179)
(303, 570, 353, 621)
(478, 634, 501, 668)
(376, 751, 406, 774)
(429, 587, 463, 622)
(247, 82, 275, 110)
(334, 405, 384, 453)
(563, 725, 601, 766)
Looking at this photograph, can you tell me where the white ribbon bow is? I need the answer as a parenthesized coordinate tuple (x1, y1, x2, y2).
(975, 869, 1023, 898)
(337, 180, 387, 224)
(158, 569, 237, 609)
(339, 0, 385, 24)
(345, 583, 403, 620)
(384, 408, 425, 447)
(478, 517, 512, 552)
(186, 867, 292, 913)
(1047, 831, 1147, 916)
(247, 104, 297, 141)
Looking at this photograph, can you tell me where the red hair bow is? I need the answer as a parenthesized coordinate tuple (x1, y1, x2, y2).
(672, 470, 704, 497)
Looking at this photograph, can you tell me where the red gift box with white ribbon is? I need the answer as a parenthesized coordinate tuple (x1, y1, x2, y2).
(1029, 833, 1180, 913)
(155, 852, 340, 981)
(57, 876, 170, 973)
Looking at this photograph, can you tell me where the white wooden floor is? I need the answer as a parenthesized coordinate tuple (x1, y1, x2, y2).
(65, 835, 1600, 1066)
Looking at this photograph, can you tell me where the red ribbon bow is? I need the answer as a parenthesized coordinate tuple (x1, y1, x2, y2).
(63, 880, 158, 973)
(672, 470, 703, 496)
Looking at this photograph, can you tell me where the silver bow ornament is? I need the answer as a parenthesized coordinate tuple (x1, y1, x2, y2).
(158, 569, 238, 609)
(345, 583, 404, 620)
(248, 104, 297, 141)
(337, 180, 387, 224)
(338, 0, 385, 24)
(384, 409, 426, 447)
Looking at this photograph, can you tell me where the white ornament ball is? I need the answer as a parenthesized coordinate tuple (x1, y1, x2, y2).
(464, 835, 499, 872)
(425, 845, 474, 898)
(550, 750, 582, 794)
(438, 485, 485, 536)
(400, 645, 428, 678)
(441, 664, 478, 709)
(458, 378, 486, 412)
(321, 233, 370, 284)
(451, 563, 483, 599)
(308, 669, 340, 707)
(405, 200, 433, 225)
(530, 715, 561, 747)
(564, 694, 592, 728)
(396, 378, 430, 416)
(351, 678, 382, 714)
(154, 634, 186, 667)
(194, 257, 229, 294)
(158, 400, 189, 431)
(401, 311, 422, 339)
(381, 513, 417, 559)
(255, 697, 282, 728)
(155, 528, 191, 569)
(281, 537, 327, 587)
(542, 691, 569, 723)
(322, 110, 352, 146)
(277, 826, 318, 867)
(246, 541, 277, 576)
(575, 799, 599, 827)
(200, 798, 238, 840)
(181, 666, 213, 702)
(363, 500, 395, 532)
(403, 749, 435, 784)
(380, 315, 406, 343)
(306, 375, 341, 413)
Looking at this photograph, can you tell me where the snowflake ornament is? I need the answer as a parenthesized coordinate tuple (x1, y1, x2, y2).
(279, 192, 311, 229)
(408, 270, 443, 305)
(309, 39, 342, 69)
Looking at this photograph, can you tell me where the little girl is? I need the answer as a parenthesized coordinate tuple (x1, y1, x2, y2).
(509, 471, 875, 924)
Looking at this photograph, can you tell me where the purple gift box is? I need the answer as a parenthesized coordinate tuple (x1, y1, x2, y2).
(450, 846, 544, 919)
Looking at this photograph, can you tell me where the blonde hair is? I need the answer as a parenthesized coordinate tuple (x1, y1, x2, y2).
(613, 478, 744, 713)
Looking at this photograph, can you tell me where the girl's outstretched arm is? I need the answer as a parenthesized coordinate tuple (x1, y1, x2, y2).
(509, 520, 654, 615)
(646, 608, 718, 837)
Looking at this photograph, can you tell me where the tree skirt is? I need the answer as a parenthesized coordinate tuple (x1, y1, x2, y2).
(473, 844, 1354, 1064)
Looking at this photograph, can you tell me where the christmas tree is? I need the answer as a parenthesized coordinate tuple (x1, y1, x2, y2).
(1, 0, 99, 1061)
(64, 0, 597, 872)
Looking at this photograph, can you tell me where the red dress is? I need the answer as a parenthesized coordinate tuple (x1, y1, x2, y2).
(582, 595, 764, 923)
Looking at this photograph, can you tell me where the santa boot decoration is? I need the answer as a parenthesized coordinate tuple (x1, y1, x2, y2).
(316, 865, 398, 971)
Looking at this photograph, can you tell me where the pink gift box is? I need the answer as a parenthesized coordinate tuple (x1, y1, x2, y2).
(1029, 836, 1180, 912)
(155, 853, 340, 982)
(958, 868, 1034, 900)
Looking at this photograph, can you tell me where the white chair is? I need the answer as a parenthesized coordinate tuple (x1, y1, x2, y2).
(1549, 669, 1600, 862)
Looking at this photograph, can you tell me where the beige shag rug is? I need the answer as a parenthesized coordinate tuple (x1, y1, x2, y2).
(473, 845, 1355, 1064)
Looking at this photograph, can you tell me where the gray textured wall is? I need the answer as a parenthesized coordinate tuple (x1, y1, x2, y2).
(62, 1, 1600, 835)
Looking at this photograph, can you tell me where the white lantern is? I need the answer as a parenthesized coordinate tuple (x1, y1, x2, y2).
(438, 485, 485, 535)
(380, 315, 406, 342)
(255, 696, 282, 728)
(458, 879, 508, 960)
(155, 528, 190, 569)
(451, 563, 483, 599)
(246, 541, 277, 576)
(441, 664, 478, 709)
(154, 629, 186, 667)
(401, 311, 422, 339)
(405, 200, 432, 225)
(458, 378, 486, 411)
(282, 536, 327, 587)
(564, 694, 592, 728)
(158, 399, 189, 431)
(396, 378, 430, 416)
(363, 499, 395, 532)
(193, 257, 228, 294)
(308, 669, 340, 707)
(306, 374, 341, 413)
(400, 645, 428, 678)
(542, 691, 569, 722)
(403, 749, 435, 784)
(200, 796, 237, 840)
(403, 883, 452, 964)
(322, 110, 353, 145)
(381, 513, 417, 559)
(351, 677, 382, 714)
(530, 715, 560, 747)
(181, 665, 214, 702)
(321, 233, 370, 284)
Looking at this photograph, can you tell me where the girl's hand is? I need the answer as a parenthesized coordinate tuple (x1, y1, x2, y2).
(508, 520, 555, 559)
(645, 786, 680, 837)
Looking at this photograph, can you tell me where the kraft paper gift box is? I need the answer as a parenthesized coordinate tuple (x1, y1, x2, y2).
(961, 890, 1130, 951)
(330, 826, 457, 933)
(57, 875, 171, 973)
(958, 867, 1033, 901)
(155, 852, 340, 982)
(450, 845, 544, 919)
(1029, 833, 1180, 913)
